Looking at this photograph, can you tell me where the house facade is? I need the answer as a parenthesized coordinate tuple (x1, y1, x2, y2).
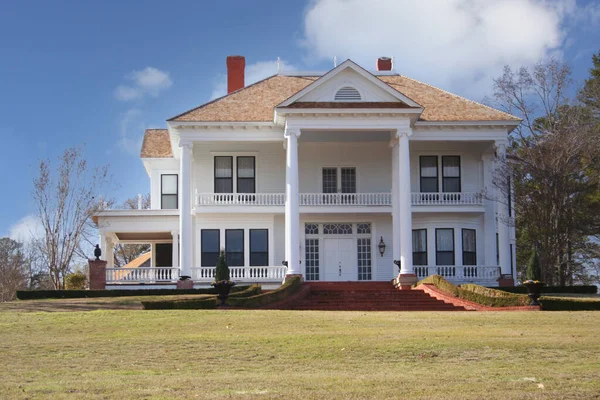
(95, 56, 519, 289)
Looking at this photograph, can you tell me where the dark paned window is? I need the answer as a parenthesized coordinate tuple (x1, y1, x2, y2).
(237, 156, 255, 193)
(420, 156, 439, 193)
(322, 168, 337, 193)
(161, 174, 178, 209)
(250, 229, 268, 266)
(442, 156, 461, 193)
(462, 229, 477, 266)
(412, 229, 427, 266)
(225, 229, 244, 267)
(214, 156, 233, 193)
(201, 230, 220, 267)
(436, 228, 455, 265)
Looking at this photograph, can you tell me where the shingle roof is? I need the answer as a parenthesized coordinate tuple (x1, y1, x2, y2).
(140, 129, 172, 158)
(168, 74, 518, 122)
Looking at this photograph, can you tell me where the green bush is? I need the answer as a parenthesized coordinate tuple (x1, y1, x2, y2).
(491, 285, 598, 294)
(141, 297, 217, 310)
(215, 251, 230, 281)
(526, 248, 542, 281)
(227, 276, 302, 308)
(540, 297, 600, 311)
(16, 285, 252, 300)
(418, 275, 530, 307)
(65, 272, 87, 290)
(228, 284, 262, 298)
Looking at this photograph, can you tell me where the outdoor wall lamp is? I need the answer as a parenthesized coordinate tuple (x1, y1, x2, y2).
(378, 236, 386, 257)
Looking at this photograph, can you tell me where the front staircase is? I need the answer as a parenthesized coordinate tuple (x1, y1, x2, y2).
(287, 282, 468, 311)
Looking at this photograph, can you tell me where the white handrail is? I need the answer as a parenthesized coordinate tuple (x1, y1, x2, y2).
(414, 265, 500, 283)
(106, 267, 180, 283)
(411, 192, 483, 205)
(196, 193, 285, 206)
(190, 266, 287, 282)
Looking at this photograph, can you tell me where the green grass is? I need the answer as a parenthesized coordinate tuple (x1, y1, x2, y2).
(0, 309, 599, 399)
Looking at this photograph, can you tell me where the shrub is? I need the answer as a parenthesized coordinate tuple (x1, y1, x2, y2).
(227, 276, 302, 308)
(142, 297, 217, 310)
(65, 272, 87, 290)
(491, 285, 598, 294)
(526, 248, 542, 281)
(540, 297, 600, 311)
(418, 275, 530, 307)
(214, 250, 230, 282)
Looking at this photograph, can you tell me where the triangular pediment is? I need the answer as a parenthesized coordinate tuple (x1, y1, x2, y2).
(277, 59, 422, 110)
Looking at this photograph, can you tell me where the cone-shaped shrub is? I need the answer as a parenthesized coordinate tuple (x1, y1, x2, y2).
(215, 250, 230, 281)
(526, 248, 542, 281)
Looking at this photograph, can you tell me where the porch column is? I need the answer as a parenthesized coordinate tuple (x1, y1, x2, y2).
(481, 153, 497, 267)
(179, 142, 193, 279)
(171, 231, 179, 267)
(105, 236, 114, 269)
(391, 140, 400, 275)
(495, 142, 511, 278)
(396, 128, 417, 289)
(284, 126, 301, 277)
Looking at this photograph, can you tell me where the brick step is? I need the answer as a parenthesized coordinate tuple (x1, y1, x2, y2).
(292, 306, 464, 311)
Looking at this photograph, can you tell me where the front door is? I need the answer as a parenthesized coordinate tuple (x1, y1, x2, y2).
(323, 238, 356, 281)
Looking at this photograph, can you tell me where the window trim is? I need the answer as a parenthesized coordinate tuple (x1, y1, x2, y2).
(236, 156, 256, 194)
(435, 228, 455, 266)
(161, 174, 178, 210)
(200, 229, 220, 267)
(461, 228, 477, 266)
(412, 229, 428, 266)
(441, 155, 461, 193)
(225, 229, 244, 267)
(419, 156, 439, 193)
(249, 229, 268, 267)
(214, 156, 233, 194)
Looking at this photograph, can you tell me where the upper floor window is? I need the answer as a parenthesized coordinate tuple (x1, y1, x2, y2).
(419, 156, 438, 193)
(214, 156, 255, 193)
(334, 86, 361, 101)
(442, 156, 461, 193)
(161, 174, 178, 209)
(419, 156, 461, 193)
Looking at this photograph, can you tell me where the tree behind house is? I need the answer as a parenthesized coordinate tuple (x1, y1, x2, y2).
(0, 237, 29, 302)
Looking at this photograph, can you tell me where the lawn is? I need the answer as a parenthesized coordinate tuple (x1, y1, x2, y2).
(1, 309, 599, 399)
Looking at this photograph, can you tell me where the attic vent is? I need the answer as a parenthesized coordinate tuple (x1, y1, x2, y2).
(334, 86, 361, 101)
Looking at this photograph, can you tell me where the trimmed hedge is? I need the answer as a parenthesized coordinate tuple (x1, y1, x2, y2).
(227, 276, 302, 308)
(16, 285, 252, 300)
(540, 297, 600, 311)
(228, 284, 262, 298)
(418, 275, 530, 307)
(142, 297, 217, 310)
(492, 285, 598, 295)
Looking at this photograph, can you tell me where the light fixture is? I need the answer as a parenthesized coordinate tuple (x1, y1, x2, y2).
(378, 236, 386, 257)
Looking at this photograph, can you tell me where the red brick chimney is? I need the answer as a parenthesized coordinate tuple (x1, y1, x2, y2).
(376, 57, 392, 71)
(227, 55, 245, 94)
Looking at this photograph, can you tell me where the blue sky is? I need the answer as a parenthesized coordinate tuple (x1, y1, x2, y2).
(2, 0, 599, 240)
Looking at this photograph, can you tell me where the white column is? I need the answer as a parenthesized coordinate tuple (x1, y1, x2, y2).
(284, 126, 301, 276)
(179, 142, 193, 279)
(496, 143, 511, 276)
(99, 233, 107, 261)
(391, 140, 400, 275)
(105, 236, 114, 269)
(171, 231, 179, 267)
(481, 153, 497, 266)
(397, 130, 414, 275)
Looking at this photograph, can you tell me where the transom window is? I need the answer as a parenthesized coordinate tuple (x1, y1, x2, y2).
(161, 174, 178, 209)
(323, 223, 353, 235)
(334, 86, 361, 101)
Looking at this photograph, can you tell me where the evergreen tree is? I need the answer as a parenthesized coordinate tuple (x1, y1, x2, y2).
(526, 247, 542, 281)
(214, 250, 230, 282)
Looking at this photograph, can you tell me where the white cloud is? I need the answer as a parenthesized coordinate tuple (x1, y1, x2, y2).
(9, 215, 44, 244)
(210, 59, 296, 99)
(114, 66, 173, 101)
(301, 0, 576, 97)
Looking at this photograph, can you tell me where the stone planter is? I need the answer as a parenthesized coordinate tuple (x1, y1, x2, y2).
(212, 281, 236, 306)
(523, 281, 543, 306)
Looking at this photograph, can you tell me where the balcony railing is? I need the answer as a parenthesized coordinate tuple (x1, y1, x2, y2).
(106, 267, 180, 283)
(414, 265, 500, 284)
(195, 192, 483, 207)
(191, 266, 287, 282)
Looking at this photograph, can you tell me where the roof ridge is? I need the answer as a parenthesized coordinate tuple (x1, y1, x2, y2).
(395, 75, 520, 121)
(167, 74, 280, 122)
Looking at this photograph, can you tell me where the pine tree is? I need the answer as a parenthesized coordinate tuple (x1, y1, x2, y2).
(214, 250, 230, 282)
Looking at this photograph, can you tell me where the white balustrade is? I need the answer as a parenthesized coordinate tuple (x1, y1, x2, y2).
(190, 266, 287, 282)
(414, 265, 501, 285)
(196, 192, 483, 207)
(106, 267, 180, 283)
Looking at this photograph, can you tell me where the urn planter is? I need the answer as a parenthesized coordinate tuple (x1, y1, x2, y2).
(212, 281, 236, 306)
(523, 281, 543, 306)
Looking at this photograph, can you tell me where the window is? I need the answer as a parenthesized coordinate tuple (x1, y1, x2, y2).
(250, 229, 268, 266)
(412, 229, 427, 266)
(323, 223, 353, 235)
(334, 86, 361, 101)
(201, 230, 220, 267)
(462, 229, 476, 266)
(305, 238, 320, 280)
(237, 156, 255, 194)
(357, 238, 372, 280)
(322, 168, 338, 194)
(420, 156, 438, 193)
(161, 174, 178, 209)
(341, 168, 356, 193)
(214, 156, 233, 193)
(436, 228, 455, 265)
(225, 229, 244, 267)
(442, 156, 461, 193)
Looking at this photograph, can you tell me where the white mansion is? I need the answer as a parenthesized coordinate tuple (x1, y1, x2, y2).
(95, 56, 519, 289)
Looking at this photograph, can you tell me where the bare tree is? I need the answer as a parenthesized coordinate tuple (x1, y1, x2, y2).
(0, 237, 29, 302)
(113, 194, 151, 268)
(489, 59, 600, 285)
(32, 147, 109, 289)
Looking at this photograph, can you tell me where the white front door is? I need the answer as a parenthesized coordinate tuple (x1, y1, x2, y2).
(323, 238, 356, 281)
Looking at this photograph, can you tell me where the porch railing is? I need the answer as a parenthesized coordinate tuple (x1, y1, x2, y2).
(106, 267, 180, 283)
(190, 266, 287, 282)
(196, 192, 483, 207)
(414, 265, 500, 283)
